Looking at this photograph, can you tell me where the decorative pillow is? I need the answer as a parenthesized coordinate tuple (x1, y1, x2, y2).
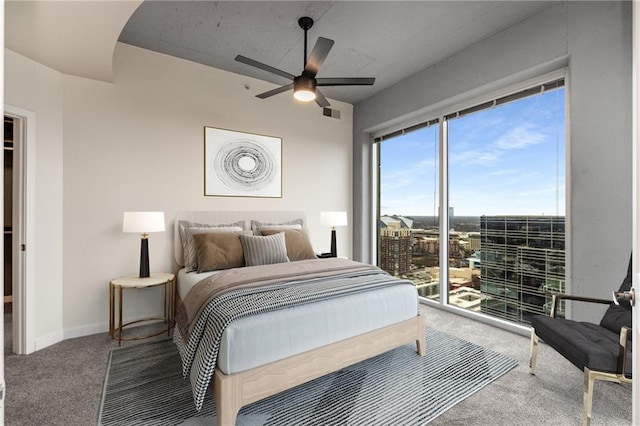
(250, 218, 303, 234)
(183, 227, 244, 272)
(260, 228, 317, 261)
(599, 255, 633, 335)
(178, 220, 245, 270)
(178, 219, 245, 251)
(192, 232, 245, 273)
(239, 233, 290, 267)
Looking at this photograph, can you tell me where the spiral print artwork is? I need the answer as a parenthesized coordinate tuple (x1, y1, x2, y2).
(205, 127, 281, 197)
(214, 139, 277, 192)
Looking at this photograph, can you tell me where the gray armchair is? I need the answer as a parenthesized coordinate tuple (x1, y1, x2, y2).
(529, 256, 632, 425)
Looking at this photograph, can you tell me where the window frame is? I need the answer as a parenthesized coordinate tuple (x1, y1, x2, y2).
(372, 68, 569, 334)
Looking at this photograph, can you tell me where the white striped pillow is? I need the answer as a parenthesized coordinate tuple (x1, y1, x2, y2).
(239, 233, 290, 267)
(250, 218, 303, 234)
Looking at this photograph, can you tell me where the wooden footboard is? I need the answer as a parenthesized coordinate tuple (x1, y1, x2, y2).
(213, 314, 426, 426)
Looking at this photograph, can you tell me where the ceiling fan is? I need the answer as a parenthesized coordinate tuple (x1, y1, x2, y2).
(235, 16, 375, 108)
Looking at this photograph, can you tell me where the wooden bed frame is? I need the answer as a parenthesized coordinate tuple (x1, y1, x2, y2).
(173, 211, 426, 425)
(214, 314, 426, 425)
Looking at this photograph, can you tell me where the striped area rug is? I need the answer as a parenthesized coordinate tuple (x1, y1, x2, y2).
(99, 327, 517, 425)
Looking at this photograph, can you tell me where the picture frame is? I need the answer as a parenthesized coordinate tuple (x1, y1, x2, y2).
(204, 126, 282, 198)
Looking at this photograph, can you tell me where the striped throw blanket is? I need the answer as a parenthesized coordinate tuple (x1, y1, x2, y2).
(173, 258, 416, 410)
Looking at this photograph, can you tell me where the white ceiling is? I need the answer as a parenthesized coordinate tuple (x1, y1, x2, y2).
(118, 1, 554, 106)
(5, 0, 142, 83)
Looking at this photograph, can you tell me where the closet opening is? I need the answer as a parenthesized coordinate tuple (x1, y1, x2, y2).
(4, 110, 30, 355)
(4, 116, 14, 353)
(4, 117, 13, 310)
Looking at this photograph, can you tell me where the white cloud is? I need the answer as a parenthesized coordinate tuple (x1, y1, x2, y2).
(518, 183, 565, 197)
(494, 125, 546, 150)
(487, 168, 518, 176)
(449, 149, 501, 165)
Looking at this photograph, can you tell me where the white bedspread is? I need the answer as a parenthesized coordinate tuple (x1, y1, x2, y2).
(177, 268, 418, 375)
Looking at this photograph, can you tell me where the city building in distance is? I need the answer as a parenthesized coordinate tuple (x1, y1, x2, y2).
(378, 214, 565, 326)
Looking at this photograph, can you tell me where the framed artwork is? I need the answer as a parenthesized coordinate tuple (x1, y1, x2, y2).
(204, 127, 282, 198)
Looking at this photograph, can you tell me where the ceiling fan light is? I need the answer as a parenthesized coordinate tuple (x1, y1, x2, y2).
(293, 76, 316, 102)
(294, 88, 316, 102)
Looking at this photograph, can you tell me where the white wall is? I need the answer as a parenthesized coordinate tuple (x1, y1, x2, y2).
(567, 1, 632, 319)
(4, 49, 65, 348)
(5, 42, 354, 347)
(60, 43, 353, 338)
(353, 2, 632, 322)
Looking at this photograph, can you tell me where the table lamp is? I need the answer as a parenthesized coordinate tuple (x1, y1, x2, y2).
(320, 211, 347, 257)
(123, 211, 165, 278)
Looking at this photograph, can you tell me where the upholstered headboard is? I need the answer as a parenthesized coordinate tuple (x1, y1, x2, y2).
(173, 211, 307, 266)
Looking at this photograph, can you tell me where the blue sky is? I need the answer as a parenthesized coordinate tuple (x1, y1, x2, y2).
(380, 88, 565, 217)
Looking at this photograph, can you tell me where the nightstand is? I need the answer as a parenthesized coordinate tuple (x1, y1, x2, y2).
(109, 272, 175, 346)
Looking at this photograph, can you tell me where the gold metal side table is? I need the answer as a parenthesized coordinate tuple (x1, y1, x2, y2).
(109, 272, 175, 346)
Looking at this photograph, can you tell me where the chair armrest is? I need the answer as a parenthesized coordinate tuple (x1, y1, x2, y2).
(619, 326, 632, 381)
(549, 293, 612, 318)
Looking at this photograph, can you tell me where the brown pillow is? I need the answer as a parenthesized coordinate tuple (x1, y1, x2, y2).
(192, 232, 245, 273)
(260, 229, 317, 261)
(183, 227, 244, 272)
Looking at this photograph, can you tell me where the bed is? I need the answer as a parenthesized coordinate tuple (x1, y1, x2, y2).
(173, 211, 425, 425)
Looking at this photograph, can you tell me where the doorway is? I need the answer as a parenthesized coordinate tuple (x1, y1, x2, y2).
(3, 117, 13, 354)
(3, 107, 33, 355)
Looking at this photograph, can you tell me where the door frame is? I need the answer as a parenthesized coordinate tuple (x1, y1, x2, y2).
(4, 105, 36, 355)
(631, 1, 638, 423)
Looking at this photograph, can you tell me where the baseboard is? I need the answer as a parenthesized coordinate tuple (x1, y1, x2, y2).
(63, 317, 167, 341)
(31, 316, 169, 351)
(63, 322, 108, 340)
(34, 329, 64, 352)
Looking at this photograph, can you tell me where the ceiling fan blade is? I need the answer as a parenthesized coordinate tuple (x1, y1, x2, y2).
(256, 83, 293, 99)
(303, 37, 334, 77)
(315, 89, 331, 108)
(235, 55, 296, 81)
(316, 77, 376, 86)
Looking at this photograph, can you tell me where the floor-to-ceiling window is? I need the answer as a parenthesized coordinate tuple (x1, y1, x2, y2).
(376, 120, 440, 300)
(375, 73, 566, 327)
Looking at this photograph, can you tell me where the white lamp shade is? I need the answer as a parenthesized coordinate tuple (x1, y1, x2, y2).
(123, 211, 165, 233)
(320, 211, 348, 227)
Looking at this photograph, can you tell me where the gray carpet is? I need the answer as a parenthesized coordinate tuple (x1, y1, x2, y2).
(99, 327, 518, 425)
(4, 306, 632, 425)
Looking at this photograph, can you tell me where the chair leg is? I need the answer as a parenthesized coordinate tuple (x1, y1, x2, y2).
(583, 368, 595, 426)
(529, 328, 539, 375)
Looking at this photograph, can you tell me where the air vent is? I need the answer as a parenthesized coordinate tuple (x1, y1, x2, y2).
(322, 108, 341, 119)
